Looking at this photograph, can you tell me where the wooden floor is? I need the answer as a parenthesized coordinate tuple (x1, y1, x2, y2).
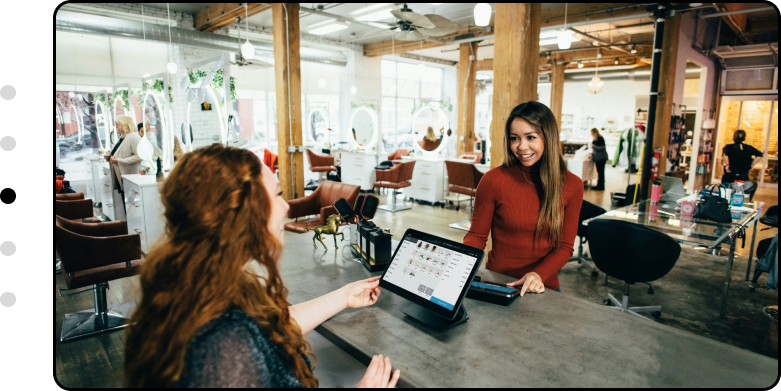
(55, 164, 778, 387)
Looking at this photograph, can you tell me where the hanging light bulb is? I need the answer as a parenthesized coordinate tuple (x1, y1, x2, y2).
(557, 3, 571, 50)
(473, 3, 491, 27)
(318, 78, 326, 88)
(588, 51, 604, 94)
(614, 57, 619, 65)
(241, 4, 255, 59)
(167, 62, 178, 74)
(577, 61, 584, 69)
(630, 45, 637, 54)
(350, 86, 357, 94)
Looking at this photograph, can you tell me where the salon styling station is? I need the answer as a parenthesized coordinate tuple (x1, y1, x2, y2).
(122, 174, 167, 253)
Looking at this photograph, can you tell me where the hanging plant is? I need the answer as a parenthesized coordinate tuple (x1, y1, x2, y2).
(412, 99, 453, 116)
(112, 90, 131, 112)
(187, 68, 237, 102)
(138, 80, 174, 103)
(351, 102, 377, 112)
(94, 93, 107, 108)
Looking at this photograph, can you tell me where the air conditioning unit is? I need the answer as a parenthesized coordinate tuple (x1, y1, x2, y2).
(538, 74, 551, 83)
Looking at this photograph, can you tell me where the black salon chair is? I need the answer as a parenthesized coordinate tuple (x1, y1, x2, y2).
(567, 200, 606, 277)
(588, 219, 681, 320)
(749, 205, 778, 291)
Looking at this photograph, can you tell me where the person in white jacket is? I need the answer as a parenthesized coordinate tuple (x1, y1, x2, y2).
(109, 115, 142, 194)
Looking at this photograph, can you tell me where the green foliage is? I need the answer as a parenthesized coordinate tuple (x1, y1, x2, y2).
(138, 80, 174, 103)
(351, 102, 377, 112)
(187, 68, 237, 102)
(111, 90, 130, 112)
(412, 100, 452, 115)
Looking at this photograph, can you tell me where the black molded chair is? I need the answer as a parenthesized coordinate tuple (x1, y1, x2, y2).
(567, 200, 606, 277)
(749, 205, 778, 291)
(588, 219, 681, 319)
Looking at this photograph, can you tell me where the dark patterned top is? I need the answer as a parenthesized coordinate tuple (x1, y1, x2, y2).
(174, 308, 311, 388)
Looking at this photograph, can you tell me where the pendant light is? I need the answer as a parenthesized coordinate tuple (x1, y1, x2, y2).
(588, 50, 604, 94)
(473, 3, 491, 27)
(166, 4, 177, 74)
(240, 4, 255, 60)
(350, 86, 357, 94)
(557, 4, 572, 50)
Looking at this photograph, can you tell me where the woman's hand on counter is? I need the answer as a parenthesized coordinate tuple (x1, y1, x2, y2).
(507, 272, 545, 297)
(356, 355, 400, 388)
(343, 276, 382, 309)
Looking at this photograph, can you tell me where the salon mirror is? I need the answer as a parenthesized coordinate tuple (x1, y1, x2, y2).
(187, 87, 224, 150)
(141, 91, 167, 164)
(412, 106, 449, 154)
(308, 108, 329, 144)
(94, 93, 110, 151)
(350, 107, 377, 149)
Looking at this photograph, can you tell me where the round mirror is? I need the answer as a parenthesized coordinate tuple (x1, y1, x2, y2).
(308, 108, 329, 144)
(187, 87, 225, 150)
(412, 105, 449, 154)
(142, 92, 168, 166)
(350, 107, 377, 149)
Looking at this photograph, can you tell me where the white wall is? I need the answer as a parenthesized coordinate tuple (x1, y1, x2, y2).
(556, 78, 650, 134)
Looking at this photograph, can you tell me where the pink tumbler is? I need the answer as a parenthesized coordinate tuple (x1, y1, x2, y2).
(651, 179, 662, 203)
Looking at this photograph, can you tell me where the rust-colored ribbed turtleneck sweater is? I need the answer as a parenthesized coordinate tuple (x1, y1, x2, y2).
(464, 162, 583, 290)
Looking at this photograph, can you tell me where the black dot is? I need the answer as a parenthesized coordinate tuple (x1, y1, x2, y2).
(0, 188, 15, 204)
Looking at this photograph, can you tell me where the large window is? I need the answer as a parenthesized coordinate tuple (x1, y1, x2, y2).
(381, 60, 443, 151)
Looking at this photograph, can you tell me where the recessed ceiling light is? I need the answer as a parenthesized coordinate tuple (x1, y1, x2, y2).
(308, 20, 349, 35)
(355, 8, 395, 22)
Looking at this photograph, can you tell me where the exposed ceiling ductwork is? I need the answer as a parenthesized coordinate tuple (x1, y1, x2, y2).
(55, 10, 348, 67)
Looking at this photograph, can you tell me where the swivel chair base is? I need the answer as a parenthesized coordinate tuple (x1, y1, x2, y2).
(378, 190, 412, 213)
(449, 220, 471, 231)
(59, 282, 136, 342)
(603, 283, 661, 320)
(567, 238, 599, 277)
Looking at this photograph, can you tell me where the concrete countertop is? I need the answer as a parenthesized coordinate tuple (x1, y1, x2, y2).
(279, 230, 778, 388)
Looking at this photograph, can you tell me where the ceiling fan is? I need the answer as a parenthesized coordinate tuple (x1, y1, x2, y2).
(230, 16, 273, 69)
(363, 3, 460, 41)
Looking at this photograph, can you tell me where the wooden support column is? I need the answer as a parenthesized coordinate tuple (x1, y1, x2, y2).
(652, 13, 680, 179)
(272, 3, 304, 200)
(489, 3, 541, 169)
(457, 42, 478, 157)
(550, 62, 565, 128)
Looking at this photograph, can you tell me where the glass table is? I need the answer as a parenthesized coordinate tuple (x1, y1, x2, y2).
(585, 199, 765, 317)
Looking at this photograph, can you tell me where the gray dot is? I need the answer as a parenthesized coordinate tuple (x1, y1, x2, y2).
(0, 292, 16, 307)
(0, 241, 15, 256)
(0, 85, 15, 100)
(0, 136, 15, 151)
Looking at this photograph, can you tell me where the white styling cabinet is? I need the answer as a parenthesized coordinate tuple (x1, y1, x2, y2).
(340, 152, 379, 191)
(122, 174, 166, 254)
(83, 155, 103, 206)
(100, 164, 116, 221)
(402, 156, 446, 204)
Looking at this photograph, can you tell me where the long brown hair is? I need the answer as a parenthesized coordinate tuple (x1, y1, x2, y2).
(502, 101, 568, 248)
(124, 144, 317, 387)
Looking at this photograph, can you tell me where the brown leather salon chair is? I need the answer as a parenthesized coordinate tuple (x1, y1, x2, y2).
(387, 149, 410, 161)
(461, 151, 483, 162)
(55, 216, 143, 342)
(284, 181, 360, 233)
(305, 148, 338, 186)
(56, 198, 103, 223)
(374, 160, 416, 212)
(445, 160, 484, 231)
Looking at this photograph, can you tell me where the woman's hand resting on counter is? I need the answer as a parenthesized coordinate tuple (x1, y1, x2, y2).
(342, 276, 382, 308)
(507, 272, 545, 297)
(356, 354, 401, 388)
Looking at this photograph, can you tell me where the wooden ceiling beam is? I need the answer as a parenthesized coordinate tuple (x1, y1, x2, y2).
(363, 3, 650, 57)
(195, 3, 272, 33)
(714, 3, 750, 43)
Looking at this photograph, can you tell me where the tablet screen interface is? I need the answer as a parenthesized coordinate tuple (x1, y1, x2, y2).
(382, 233, 478, 311)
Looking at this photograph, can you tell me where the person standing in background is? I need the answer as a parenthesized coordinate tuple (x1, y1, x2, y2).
(590, 128, 609, 191)
(722, 129, 763, 183)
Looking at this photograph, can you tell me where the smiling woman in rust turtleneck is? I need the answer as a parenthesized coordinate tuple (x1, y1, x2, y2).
(464, 102, 583, 296)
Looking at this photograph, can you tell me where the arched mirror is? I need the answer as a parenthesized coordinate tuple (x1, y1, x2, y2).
(412, 105, 449, 155)
(350, 106, 378, 149)
(141, 91, 168, 166)
(308, 107, 329, 145)
(94, 98, 110, 151)
(187, 86, 225, 151)
(113, 94, 136, 145)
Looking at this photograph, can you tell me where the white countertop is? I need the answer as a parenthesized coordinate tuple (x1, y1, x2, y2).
(122, 173, 168, 187)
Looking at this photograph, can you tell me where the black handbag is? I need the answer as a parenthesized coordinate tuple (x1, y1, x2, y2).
(694, 184, 732, 223)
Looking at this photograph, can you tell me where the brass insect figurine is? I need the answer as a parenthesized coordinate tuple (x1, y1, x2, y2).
(306, 214, 346, 250)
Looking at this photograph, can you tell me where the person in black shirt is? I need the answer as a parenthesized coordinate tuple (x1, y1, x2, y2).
(722, 129, 763, 183)
(590, 128, 609, 190)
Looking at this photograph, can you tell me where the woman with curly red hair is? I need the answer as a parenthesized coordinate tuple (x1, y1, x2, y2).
(124, 144, 399, 388)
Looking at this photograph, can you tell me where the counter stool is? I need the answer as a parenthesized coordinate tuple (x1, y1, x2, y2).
(567, 200, 606, 277)
(588, 219, 681, 320)
(375, 161, 416, 212)
(55, 216, 143, 342)
(445, 160, 484, 231)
